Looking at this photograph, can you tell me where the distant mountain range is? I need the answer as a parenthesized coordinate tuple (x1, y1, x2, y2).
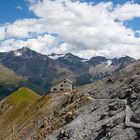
(0, 47, 135, 96)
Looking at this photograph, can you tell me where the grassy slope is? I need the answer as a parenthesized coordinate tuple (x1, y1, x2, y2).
(0, 64, 27, 99)
(0, 64, 48, 97)
(0, 87, 41, 137)
(0, 64, 24, 85)
(0, 88, 91, 140)
(8, 87, 41, 105)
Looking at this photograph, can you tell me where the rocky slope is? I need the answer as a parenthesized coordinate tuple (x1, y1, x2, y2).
(47, 60, 140, 140)
(0, 47, 135, 94)
(0, 88, 91, 140)
(0, 60, 140, 140)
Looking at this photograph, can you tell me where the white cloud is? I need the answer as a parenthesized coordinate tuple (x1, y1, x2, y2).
(0, 0, 140, 59)
(113, 1, 140, 21)
(0, 26, 6, 40)
(136, 30, 140, 35)
(0, 34, 59, 54)
(16, 6, 23, 10)
(5, 19, 39, 38)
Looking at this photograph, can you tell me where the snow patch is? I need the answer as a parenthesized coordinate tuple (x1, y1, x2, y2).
(106, 60, 112, 67)
(48, 54, 65, 60)
(13, 51, 22, 56)
(64, 55, 69, 60)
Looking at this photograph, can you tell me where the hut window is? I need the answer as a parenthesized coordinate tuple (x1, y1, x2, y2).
(60, 89, 64, 91)
(53, 88, 57, 91)
(61, 85, 63, 87)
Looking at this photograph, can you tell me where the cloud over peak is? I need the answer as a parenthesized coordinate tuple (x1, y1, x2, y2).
(0, 0, 140, 59)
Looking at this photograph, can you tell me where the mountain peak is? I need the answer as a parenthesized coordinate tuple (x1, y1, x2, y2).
(12, 47, 37, 58)
(16, 47, 33, 53)
(88, 56, 107, 66)
(90, 56, 107, 61)
(64, 53, 83, 60)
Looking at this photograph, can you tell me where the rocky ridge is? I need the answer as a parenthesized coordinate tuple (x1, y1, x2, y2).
(46, 60, 140, 140)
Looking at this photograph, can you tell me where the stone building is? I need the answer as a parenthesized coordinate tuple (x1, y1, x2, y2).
(50, 79, 73, 92)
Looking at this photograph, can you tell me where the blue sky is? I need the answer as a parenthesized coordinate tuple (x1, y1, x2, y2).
(0, 0, 36, 24)
(0, 0, 140, 31)
(0, 0, 140, 58)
